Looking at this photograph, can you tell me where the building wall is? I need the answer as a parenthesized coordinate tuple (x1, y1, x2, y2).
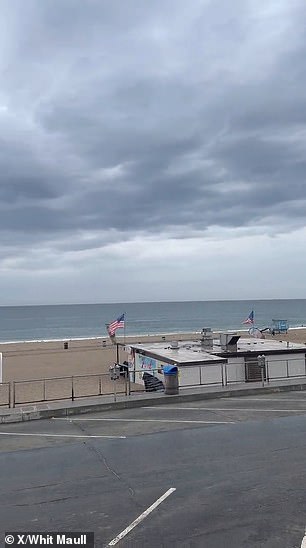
(133, 350, 306, 388)
(225, 357, 245, 384)
(197, 363, 223, 386)
(265, 353, 306, 379)
(134, 352, 170, 384)
(134, 351, 225, 387)
(178, 366, 201, 386)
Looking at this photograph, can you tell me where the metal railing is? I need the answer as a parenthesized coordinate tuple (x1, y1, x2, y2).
(4, 356, 306, 409)
(129, 366, 228, 391)
(130, 358, 306, 391)
(265, 357, 306, 382)
(0, 382, 10, 408)
(225, 357, 306, 385)
(11, 372, 128, 408)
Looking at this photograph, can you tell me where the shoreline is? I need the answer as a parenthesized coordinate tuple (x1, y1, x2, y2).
(0, 325, 305, 346)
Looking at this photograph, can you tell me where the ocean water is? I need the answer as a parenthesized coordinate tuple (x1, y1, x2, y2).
(0, 300, 305, 343)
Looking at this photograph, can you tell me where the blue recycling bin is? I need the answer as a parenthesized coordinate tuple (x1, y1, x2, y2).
(163, 365, 179, 395)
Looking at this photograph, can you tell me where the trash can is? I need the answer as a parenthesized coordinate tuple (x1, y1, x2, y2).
(163, 365, 179, 395)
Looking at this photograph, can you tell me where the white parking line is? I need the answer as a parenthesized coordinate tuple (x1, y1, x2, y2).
(53, 417, 235, 424)
(142, 406, 306, 413)
(108, 487, 176, 546)
(0, 432, 126, 439)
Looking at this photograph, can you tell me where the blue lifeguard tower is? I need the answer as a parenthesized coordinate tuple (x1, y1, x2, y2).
(271, 319, 289, 334)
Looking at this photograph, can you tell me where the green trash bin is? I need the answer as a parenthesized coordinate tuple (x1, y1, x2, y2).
(163, 365, 179, 395)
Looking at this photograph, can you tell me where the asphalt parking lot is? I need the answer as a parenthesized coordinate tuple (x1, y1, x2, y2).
(2, 392, 306, 547)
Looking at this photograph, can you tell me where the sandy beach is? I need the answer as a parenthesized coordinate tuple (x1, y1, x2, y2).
(1, 328, 306, 383)
(0, 332, 200, 405)
(1, 328, 306, 407)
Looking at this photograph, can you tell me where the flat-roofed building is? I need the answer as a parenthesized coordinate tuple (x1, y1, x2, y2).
(125, 333, 306, 388)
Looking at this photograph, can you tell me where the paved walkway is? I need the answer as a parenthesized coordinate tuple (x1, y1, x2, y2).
(1, 377, 306, 423)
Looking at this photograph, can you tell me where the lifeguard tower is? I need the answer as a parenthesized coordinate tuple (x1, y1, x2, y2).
(271, 319, 289, 335)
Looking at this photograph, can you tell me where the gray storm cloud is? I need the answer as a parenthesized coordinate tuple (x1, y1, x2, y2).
(0, 0, 305, 266)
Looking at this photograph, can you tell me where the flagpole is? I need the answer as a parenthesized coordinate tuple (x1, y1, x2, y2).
(123, 311, 126, 346)
(107, 314, 125, 364)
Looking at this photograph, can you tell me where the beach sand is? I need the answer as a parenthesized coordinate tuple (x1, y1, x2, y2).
(1, 328, 306, 383)
(0, 333, 201, 405)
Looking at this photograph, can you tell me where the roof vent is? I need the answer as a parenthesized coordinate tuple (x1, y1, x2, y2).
(220, 332, 240, 352)
(170, 340, 179, 350)
(201, 327, 213, 349)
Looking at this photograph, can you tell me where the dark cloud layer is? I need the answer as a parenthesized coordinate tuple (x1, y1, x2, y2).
(1, 0, 306, 256)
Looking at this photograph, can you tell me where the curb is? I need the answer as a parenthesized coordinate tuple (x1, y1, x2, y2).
(1, 382, 306, 424)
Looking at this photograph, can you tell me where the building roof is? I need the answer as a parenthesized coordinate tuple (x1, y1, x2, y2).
(234, 338, 306, 353)
(129, 336, 306, 366)
(129, 341, 227, 365)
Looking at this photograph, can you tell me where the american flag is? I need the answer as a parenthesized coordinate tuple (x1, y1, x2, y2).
(242, 310, 254, 325)
(107, 314, 125, 336)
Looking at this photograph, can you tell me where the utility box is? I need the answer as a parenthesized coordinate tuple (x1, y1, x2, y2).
(163, 365, 179, 395)
(109, 363, 120, 381)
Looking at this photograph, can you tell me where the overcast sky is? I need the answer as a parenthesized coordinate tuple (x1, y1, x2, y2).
(0, 0, 305, 305)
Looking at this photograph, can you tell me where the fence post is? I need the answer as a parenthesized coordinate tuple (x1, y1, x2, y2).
(12, 381, 15, 408)
(43, 379, 46, 402)
(124, 371, 128, 396)
(221, 364, 224, 387)
(199, 366, 202, 385)
(125, 370, 131, 396)
(98, 375, 102, 396)
(8, 383, 11, 409)
(113, 376, 117, 402)
(71, 377, 74, 401)
(286, 360, 289, 378)
(224, 364, 228, 386)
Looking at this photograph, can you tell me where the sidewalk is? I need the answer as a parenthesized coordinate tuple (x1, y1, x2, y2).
(1, 378, 306, 424)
